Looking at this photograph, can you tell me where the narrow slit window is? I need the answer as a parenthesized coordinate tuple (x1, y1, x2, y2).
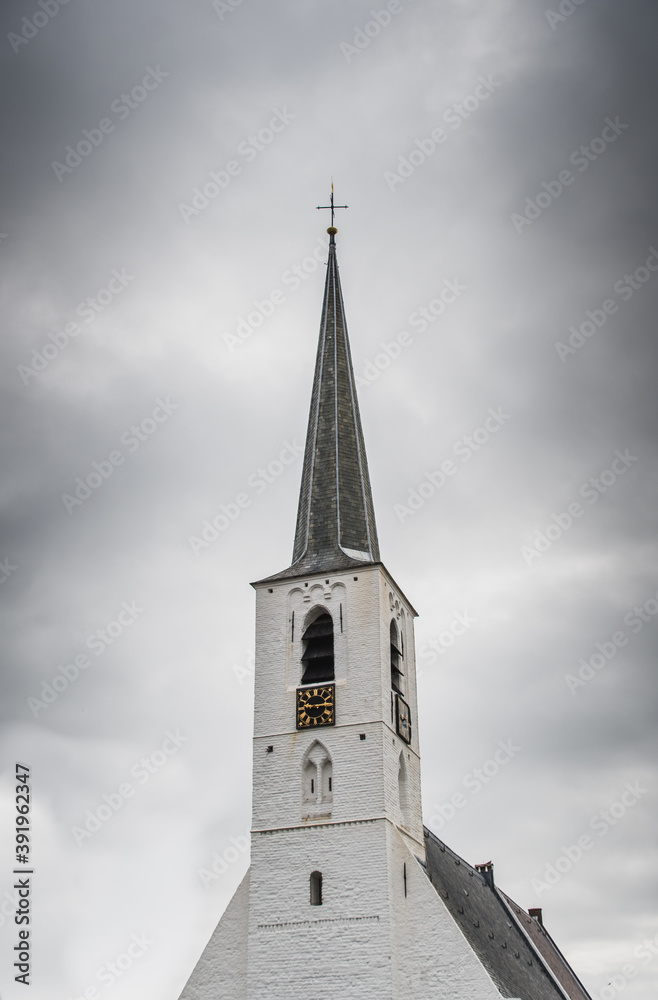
(322, 759, 333, 801)
(398, 751, 411, 827)
(390, 621, 404, 694)
(310, 870, 322, 906)
(303, 760, 316, 803)
(301, 613, 334, 684)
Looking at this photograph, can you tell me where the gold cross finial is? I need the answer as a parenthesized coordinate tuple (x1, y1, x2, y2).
(316, 183, 348, 230)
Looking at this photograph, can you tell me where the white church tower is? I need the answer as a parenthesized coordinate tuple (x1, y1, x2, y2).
(177, 211, 592, 1000)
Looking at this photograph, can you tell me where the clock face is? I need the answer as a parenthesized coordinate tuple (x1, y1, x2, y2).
(296, 685, 335, 729)
(396, 695, 412, 744)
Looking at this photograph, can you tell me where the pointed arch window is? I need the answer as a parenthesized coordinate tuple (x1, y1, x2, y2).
(302, 741, 333, 808)
(390, 620, 404, 694)
(301, 612, 334, 684)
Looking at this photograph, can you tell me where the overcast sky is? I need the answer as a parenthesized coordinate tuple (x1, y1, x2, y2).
(1, 0, 657, 997)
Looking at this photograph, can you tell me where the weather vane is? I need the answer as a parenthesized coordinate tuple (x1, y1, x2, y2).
(316, 182, 348, 229)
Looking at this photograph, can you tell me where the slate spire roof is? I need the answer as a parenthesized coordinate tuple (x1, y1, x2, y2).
(267, 227, 380, 580)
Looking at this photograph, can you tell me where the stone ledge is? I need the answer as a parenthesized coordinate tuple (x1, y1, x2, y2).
(257, 915, 381, 933)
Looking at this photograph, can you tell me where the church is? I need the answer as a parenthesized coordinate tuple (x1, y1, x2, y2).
(177, 206, 593, 999)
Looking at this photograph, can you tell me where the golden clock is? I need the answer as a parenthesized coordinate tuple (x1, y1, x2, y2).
(396, 694, 412, 744)
(296, 684, 335, 729)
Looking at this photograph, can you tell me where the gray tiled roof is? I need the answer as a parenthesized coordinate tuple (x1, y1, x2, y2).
(423, 827, 592, 1000)
(264, 231, 380, 582)
(500, 891, 592, 1000)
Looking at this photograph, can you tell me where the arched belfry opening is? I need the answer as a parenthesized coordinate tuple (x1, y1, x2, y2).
(302, 740, 333, 807)
(390, 620, 404, 694)
(301, 610, 334, 684)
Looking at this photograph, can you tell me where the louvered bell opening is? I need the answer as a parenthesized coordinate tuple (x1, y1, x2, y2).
(301, 614, 334, 683)
(391, 640, 404, 694)
(303, 617, 334, 640)
(301, 638, 334, 661)
(301, 658, 334, 683)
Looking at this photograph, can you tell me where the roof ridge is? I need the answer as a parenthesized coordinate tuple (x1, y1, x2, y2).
(498, 890, 594, 1000)
(496, 891, 575, 1000)
(423, 825, 488, 885)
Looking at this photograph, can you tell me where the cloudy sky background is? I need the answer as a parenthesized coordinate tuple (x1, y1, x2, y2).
(1, 0, 657, 997)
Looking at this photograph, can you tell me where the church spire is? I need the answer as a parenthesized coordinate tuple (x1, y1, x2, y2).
(272, 216, 380, 580)
(290, 223, 380, 574)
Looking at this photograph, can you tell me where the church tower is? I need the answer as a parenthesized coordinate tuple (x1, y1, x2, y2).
(243, 222, 430, 995)
(177, 213, 592, 1000)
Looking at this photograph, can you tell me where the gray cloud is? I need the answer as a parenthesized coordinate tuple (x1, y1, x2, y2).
(1, 0, 657, 997)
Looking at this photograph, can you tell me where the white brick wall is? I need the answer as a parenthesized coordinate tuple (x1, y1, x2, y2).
(246, 821, 394, 999)
(178, 828, 503, 1000)
(178, 870, 249, 1000)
